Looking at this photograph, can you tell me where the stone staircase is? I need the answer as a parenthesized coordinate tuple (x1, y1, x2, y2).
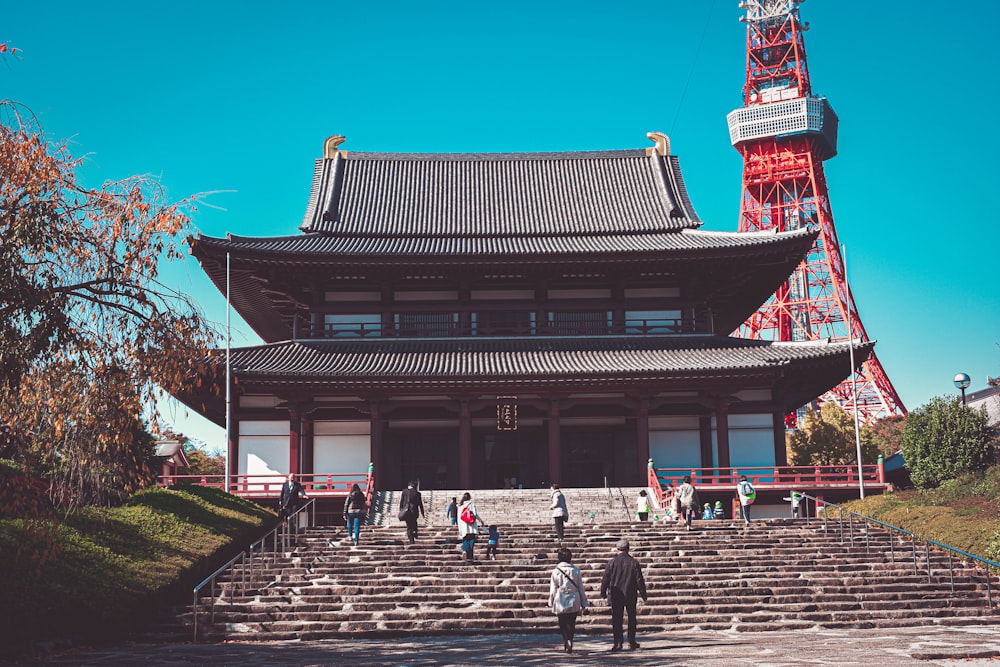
(374, 487, 647, 528)
(184, 517, 1000, 641)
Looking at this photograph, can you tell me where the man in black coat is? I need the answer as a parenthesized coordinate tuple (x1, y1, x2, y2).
(600, 539, 648, 651)
(399, 480, 425, 544)
(279, 473, 307, 525)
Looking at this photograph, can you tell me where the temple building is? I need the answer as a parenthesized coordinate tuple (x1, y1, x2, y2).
(183, 132, 872, 492)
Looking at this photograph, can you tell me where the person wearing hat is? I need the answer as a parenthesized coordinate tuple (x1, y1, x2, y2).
(702, 502, 714, 520)
(600, 538, 648, 651)
(714, 499, 725, 520)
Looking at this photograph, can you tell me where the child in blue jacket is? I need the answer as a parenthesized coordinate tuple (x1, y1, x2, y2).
(486, 525, 500, 560)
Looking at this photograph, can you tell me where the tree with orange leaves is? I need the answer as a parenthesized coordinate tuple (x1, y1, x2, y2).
(0, 101, 218, 509)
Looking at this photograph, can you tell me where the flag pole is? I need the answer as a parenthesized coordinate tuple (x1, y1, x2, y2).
(843, 245, 865, 499)
(225, 251, 232, 494)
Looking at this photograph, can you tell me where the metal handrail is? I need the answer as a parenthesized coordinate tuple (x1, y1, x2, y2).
(615, 487, 631, 522)
(191, 498, 315, 642)
(800, 493, 999, 610)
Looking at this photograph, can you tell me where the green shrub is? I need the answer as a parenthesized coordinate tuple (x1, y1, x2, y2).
(900, 396, 994, 489)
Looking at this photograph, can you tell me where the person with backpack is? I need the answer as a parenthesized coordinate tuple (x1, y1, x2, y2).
(343, 483, 367, 546)
(398, 480, 425, 544)
(676, 476, 699, 530)
(456, 492, 484, 562)
(783, 490, 803, 518)
(549, 546, 589, 654)
(549, 484, 569, 542)
(737, 475, 756, 524)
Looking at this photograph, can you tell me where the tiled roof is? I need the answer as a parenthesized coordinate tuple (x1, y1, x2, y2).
(228, 336, 871, 387)
(179, 336, 874, 424)
(299, 149, 701, 236)
(194, 227, 815, 260)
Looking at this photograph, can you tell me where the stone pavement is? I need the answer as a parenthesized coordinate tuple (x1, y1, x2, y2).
(10, 625, 1000, 666)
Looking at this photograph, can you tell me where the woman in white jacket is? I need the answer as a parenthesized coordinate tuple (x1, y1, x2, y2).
(548, 546, 589, 654)
(456, 492, 484, 562)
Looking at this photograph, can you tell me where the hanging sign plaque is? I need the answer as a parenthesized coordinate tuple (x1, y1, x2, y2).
(497, 396, 517, 431)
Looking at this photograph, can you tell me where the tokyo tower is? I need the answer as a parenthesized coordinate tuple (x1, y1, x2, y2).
(726, 0, 906, 422)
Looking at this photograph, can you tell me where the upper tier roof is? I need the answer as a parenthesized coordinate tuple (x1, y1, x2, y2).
(193, 226, 815, 260)
(298, 146, 701, 237)
(188, 135, 818, 343)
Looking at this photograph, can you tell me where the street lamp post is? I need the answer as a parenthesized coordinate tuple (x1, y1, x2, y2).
(953, 373, 971, 406)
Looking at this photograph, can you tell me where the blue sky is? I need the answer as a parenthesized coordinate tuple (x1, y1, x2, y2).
(5, 1, 999, 452)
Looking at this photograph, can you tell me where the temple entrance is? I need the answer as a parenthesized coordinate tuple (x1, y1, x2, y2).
(393, 429, 453, 490)
(561, 426, 633, 487)
(477, 427, 543, 489)
(382, 420, 638, 490)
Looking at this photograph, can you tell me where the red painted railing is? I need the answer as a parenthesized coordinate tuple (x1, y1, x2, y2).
(158, 471, 374, 499)
(647, 463, 887, 508)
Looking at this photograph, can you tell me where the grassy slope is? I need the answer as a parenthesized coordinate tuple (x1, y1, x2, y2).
(841, 465, 1000, 567)
(0, 485, 273, 651)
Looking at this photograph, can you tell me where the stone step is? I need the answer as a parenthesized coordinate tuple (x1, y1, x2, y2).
(185, 520, 1000, 641)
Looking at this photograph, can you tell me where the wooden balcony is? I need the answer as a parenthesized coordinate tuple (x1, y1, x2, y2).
(308, 313, 714, 339)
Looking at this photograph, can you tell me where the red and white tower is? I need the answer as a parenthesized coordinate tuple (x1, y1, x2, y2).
(727, 0, 906, 422)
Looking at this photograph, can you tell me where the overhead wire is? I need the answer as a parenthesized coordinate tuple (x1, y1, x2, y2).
(668, 0, 720, 137)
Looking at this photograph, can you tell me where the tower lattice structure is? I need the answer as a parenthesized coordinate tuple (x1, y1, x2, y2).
(726, 0, 905, 423)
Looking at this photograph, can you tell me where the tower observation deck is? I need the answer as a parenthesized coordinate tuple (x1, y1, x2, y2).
(728, 0, 906, 423)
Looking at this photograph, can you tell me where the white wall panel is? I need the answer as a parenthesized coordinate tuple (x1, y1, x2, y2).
(314, 434, 371, 476)
(240, 435, 289, 492)
(726, 413, 776, 468)
(650, 430, 701, 469)
(240, 420, 288, 436)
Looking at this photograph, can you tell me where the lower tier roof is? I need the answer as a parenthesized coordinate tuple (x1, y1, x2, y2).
(181, 336, 873, 425)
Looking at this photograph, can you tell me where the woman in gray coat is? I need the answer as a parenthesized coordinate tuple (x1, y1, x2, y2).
(549, 546, 589, 654)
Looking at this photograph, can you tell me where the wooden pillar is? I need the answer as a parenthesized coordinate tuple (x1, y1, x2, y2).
(549, 399, 562, 484)
(636, 397, 650, 480)
(773, 411, 788, 466)
(612, 284, 626, 335)
(228, 413, 240, 486)
(288, 405, 302, 474)
(370, 401, 383, 488)
(548, 399, 561, 485)
(716, 403, 731, 469)
(699, 415, 713, 469)
(459, 400, 472, 488)
(301, 411, 314, 475)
